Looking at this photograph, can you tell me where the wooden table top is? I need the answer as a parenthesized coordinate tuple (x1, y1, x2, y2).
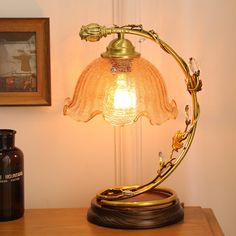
(0, 207, 224, 236)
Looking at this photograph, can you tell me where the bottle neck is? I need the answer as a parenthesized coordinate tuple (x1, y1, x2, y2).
(0, 129, 16, 151)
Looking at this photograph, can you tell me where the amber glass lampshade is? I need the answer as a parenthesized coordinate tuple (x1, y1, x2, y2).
(64, 56, 177, 126)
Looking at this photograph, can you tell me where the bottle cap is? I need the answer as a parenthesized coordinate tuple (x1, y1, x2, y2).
(0, 129, 16, 150)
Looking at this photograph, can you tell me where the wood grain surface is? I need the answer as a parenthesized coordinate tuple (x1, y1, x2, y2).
(0, 207, 224, 236)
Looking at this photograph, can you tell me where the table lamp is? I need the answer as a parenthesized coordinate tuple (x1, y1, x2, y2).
(64, 23, 202, 229)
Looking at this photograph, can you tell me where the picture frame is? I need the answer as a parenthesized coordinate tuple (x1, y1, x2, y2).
(0, 18, 51, 106)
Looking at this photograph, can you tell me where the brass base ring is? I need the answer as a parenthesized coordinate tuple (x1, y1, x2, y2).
(99, 186, 177, 208)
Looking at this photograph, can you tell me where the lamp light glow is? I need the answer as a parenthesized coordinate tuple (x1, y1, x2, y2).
(103, 73, 137, 126)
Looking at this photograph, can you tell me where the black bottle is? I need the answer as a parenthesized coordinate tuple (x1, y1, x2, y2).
(0, 129, 24, 221)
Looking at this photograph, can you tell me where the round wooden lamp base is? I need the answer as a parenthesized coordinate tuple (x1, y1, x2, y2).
(87, 188, 184, 229)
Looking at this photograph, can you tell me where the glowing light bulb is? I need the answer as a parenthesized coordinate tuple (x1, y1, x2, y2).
(103, 74, 137, 126)
(114, 78, 136, 109)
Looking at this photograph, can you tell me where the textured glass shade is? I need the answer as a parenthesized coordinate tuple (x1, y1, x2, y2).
(64, 57, 178, 126)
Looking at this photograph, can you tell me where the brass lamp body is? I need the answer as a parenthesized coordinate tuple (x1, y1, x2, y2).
(79, 23, 201, 203)
(65, 23, 202, 228)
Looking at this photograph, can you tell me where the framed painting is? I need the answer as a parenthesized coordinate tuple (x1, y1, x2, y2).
(0, 18, 51, 106)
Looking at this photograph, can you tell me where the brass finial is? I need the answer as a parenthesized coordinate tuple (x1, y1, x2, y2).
(79, 23, 107, 42)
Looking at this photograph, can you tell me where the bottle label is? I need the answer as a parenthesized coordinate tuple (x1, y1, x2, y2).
(0, 171, 23, 183)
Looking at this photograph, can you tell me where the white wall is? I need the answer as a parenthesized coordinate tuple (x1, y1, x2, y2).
(0, 0, 235, 235)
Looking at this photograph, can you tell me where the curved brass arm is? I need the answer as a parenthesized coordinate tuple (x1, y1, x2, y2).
(80, 23, 202, 206)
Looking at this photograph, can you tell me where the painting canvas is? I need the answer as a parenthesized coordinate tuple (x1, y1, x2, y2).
(0, 32, 37, 92)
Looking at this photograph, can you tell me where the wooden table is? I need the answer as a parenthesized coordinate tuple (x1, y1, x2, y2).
(0, 207, 224, 235)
